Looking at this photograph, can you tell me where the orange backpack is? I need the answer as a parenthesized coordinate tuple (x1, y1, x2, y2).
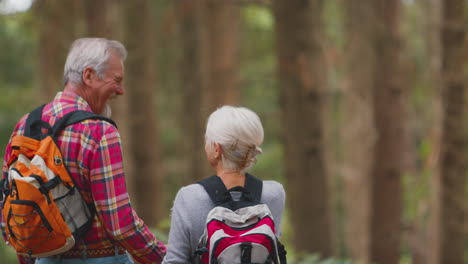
(0, 105, 115, 258)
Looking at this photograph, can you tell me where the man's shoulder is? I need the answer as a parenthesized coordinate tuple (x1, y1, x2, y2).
(59, 112, 117, 133)
(43, 99, 117, 133)
(78, 117, 117, 130)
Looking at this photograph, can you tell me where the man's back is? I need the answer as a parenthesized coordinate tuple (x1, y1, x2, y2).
(2, 92, 166, 263)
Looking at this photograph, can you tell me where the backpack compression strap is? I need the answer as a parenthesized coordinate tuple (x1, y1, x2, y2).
(198, 173, 263, 207)
(51, 110, 117, 137)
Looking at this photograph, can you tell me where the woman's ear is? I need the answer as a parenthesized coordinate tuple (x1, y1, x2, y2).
(213, 143, 224, 160)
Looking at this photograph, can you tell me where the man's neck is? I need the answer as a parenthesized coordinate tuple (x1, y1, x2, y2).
(63, 83, 96, 113)
(63, 83, 82, 96)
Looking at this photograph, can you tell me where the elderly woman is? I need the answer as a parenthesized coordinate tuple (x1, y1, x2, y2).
(163, 105, 286, 264)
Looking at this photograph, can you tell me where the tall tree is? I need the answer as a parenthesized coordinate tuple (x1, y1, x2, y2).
(342, 2, 375, 263)
(369, 1, 406, 264)
(34, 0, 80, 101)
(177, 0, 241, 183)
(273, 0, 332, 257)
(177, 0, 210, 184)
(419, 0, 443, 263)
(201, 0, 241, 113)
(438, 0, 467, 263)
(123, 0, 162, 226)
(342, 0, 407, 263)
(84, 0, 110, 37)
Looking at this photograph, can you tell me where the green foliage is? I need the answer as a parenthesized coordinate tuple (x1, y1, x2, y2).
(251, 141, 284, 182)
(240, 5, 283, 183)
(0, 241, 17, 264)
(288, 253, 353, 264)
(0, 11, 35, 85)
(0, 11, 37, 160)
(243, 5, 273, 30)
(150, 228, 169, 245)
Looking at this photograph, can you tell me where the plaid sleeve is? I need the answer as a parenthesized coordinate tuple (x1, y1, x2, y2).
(89, 124, 166, 263)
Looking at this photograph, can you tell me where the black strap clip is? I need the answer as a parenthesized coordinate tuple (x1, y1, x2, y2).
(240, 242, 252, 264)
(38, 177, 62, 204)
(0, 178, 8, 202)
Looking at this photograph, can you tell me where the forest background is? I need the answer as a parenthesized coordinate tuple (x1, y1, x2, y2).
(0, 0, 467, 264)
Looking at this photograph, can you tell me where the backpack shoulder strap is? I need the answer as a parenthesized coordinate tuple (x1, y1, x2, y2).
(198, 174, 263, 206)
(198, 175, 229, 206)
(244, 173, 263, 203)
(24, 104, 51, 139)
(51, 110, 117, 137)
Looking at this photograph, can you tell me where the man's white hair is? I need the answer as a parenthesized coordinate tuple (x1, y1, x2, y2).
(63, 38, 127, 85)
(205, 105, 264, 173)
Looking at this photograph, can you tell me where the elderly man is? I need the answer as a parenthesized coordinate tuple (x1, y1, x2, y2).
(1, 38, 166, 264)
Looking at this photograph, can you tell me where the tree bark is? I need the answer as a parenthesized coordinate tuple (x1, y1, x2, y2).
(201, 0, 241, 114)
(421, 0, 443, 263)
(273, 0, 332, 257)
(342, 1, 375, 262)
(177, 0, 241, 183)
(84, 0, 112, 38)
(438, 0, 467, 263)
(177, 0, 212, 183)
(370, 1, 406, 264)
(34, 0, 80, 101)
(123, 0, 162, 227)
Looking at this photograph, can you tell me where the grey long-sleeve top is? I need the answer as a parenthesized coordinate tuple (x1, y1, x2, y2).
(162, 180, 286, 264)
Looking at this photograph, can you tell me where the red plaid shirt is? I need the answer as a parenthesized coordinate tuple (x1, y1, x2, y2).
(1, 92, 166, 263)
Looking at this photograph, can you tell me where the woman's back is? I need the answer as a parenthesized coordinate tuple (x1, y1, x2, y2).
(163, 106, 286, 264)
(163, 179, 285, 264)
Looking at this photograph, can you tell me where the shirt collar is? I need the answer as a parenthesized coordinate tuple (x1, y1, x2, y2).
(53, 91, 93, 112)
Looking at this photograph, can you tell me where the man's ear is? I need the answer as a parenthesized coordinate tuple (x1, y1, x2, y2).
(82, 67, 95, 86)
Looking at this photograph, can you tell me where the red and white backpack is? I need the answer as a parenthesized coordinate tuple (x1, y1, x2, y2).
(194, 174, 287, 264)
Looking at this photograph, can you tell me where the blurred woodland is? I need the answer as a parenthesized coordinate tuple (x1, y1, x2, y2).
(0, 0, 467, 263)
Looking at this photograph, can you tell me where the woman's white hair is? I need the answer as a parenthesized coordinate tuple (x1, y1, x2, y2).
(205, 105, 264, 173)
(63, 38, 127, 85)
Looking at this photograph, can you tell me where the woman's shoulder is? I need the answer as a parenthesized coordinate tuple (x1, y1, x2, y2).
(173, 179, 285, 206)
(174, 183, 212, 205)
(262, 180, 285, 194)
(261, 180, 286, 202)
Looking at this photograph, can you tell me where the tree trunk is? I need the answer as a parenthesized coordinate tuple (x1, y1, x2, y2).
(177, 0, 241, 183)
(438, 0, 467, 263)
(84, 0, 111, 38)
(273, 0, 332, 257)
(177, 0, 212, 183)
(343, 1, 406, 263)
(34, 0, 80, 101)
(201, 0, 241, 114)
(370, 1, 406, 264)
(421, 0, 443, 263)
(342, 1, 375, 263)
(123, 0, 162, 227)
